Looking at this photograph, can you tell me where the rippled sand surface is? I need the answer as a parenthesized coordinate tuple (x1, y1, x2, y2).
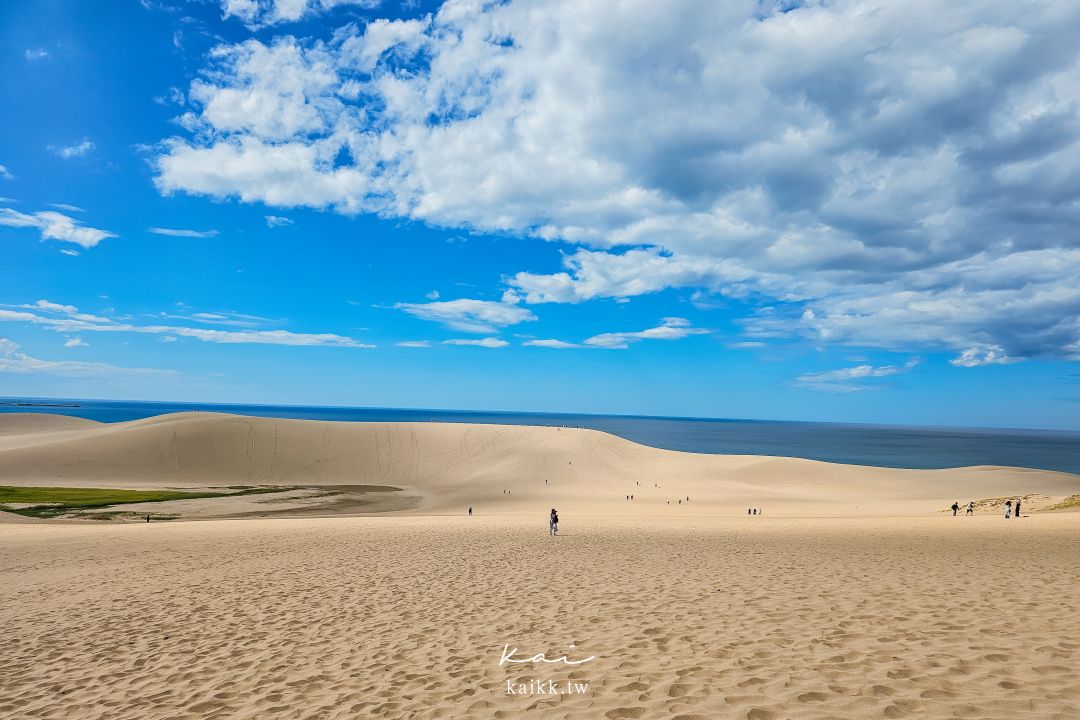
(3, 514, 1078, 719)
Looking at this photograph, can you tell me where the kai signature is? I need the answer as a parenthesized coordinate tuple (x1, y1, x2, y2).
(499, 644, 596, 667)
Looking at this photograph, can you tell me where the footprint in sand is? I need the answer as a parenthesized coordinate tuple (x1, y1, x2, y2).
(796, 690, 829, 702)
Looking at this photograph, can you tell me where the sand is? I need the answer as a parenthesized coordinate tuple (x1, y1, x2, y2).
(0, 412, 1076, 517)
(1, 412, 1079, 719)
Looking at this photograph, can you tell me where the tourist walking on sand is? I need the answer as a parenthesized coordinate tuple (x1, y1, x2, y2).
(549, 508, 559, 536)
(1015, 498, 1021, 517)
(951, 501, 959, 516)
(1004, 499, 1012, 519)
(967, 501, 974, 515)
(468, 506, 473, 516)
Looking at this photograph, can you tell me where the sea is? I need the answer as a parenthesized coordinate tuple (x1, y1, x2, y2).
(2, 397, 1079, 475)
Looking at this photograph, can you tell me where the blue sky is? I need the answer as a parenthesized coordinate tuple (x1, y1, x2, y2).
(2, 0, 1080, 429)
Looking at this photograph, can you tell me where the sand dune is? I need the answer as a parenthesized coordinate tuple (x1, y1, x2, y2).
(2, 412, 1079, 719)
(0, 411, 1077, 517)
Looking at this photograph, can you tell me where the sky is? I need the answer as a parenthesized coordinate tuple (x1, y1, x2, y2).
(2, 0, 1080, 429)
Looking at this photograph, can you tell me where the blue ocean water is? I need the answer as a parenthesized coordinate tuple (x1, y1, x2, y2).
(2, 397, 1079, 475)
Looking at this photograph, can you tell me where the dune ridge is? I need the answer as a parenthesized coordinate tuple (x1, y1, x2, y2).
(0, 411, 1076, 517)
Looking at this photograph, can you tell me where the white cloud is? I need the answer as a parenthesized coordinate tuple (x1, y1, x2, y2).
(49, 140, 95, 159)
(796, 358, 922, 393)
(950, 347, 1017, 368)
(396, 340, 430, 347)
(584, 317, 709, 350)
(49, 203, 84, 212)
(64, 337, 88, 348)
(523, 339, 580, 349)
(395, 298, 535, 333)
(149, 227, 219, 238)
(0, 337, 174, 378)
(424, 290, 439, 300)
(153, 0, 1080, 363)
(0, 208, 117, 248)
(0, 164, 14, 180)
(0, 301, 373, 348)
(221, 0, 383, 28)
(443, 337, 508, 348)
(25, 48, 48, 61)
(59, 249, 80, 257)
(265, 214, 293, 227)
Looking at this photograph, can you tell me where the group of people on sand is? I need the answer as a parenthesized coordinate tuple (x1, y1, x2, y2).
(747, 508, 762, 515)
(950, 498, 1024, 518)
(951, 501, 973, 516)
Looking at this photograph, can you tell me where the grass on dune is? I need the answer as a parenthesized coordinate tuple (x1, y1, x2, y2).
(0, 485, 290, 518)
(1042, 494, 1080, 512)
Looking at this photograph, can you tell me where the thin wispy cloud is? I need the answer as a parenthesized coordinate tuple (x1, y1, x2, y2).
(443, 338, 508, 348)
(0, 208, 116, 248)
(0, 300, 373, 348)
(584, 318, 709, 350)
(265, 215, 293, 227)
(149, 227, 219, 238)
(796, 359, 922, 393)
(523, 339, 581, 349)
(0, 337, 174, 379)
(24, 48, 49, 61)
(49, 140, 95, 159)
(395, 298, 535, 334)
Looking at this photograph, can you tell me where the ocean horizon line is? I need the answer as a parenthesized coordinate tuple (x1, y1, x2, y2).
(4, 395, 1080, 436)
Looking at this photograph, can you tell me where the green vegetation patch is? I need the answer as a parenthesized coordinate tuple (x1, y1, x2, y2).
(1041, 494, 1080, 512)
(0, 485, 290, 518)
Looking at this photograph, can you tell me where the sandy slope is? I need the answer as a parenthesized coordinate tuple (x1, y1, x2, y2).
(0, 412, 1077, 517)
(2, 514, 1078, 720)
(2, 412, 1079, 719)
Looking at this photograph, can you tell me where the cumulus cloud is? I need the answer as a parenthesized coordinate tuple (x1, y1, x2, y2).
(584, 317, 709, 350)
(49, 140, 95, 159)
(155, 0, 1080, 363)
(0, 337, 174, 378)
(221, 0, 382, 29)
(0, 300, 373, 348)
(0, 208, 117, 248)
(149, 227, 220, 237)
(443, 337, 508, 348)
(395, 298, 535, 333)
(796, 358, 922, 393)
(265, 215, 293, 227)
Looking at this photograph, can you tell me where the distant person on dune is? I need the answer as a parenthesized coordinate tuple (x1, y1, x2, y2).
(1004, 500, 1012, 519)
(468, 506, 472, 516)
(951, 501, 959, 516)
(967, 501, 974, 515)
(549, 508, 559, 536)
(1015, 498, 1021, 517)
